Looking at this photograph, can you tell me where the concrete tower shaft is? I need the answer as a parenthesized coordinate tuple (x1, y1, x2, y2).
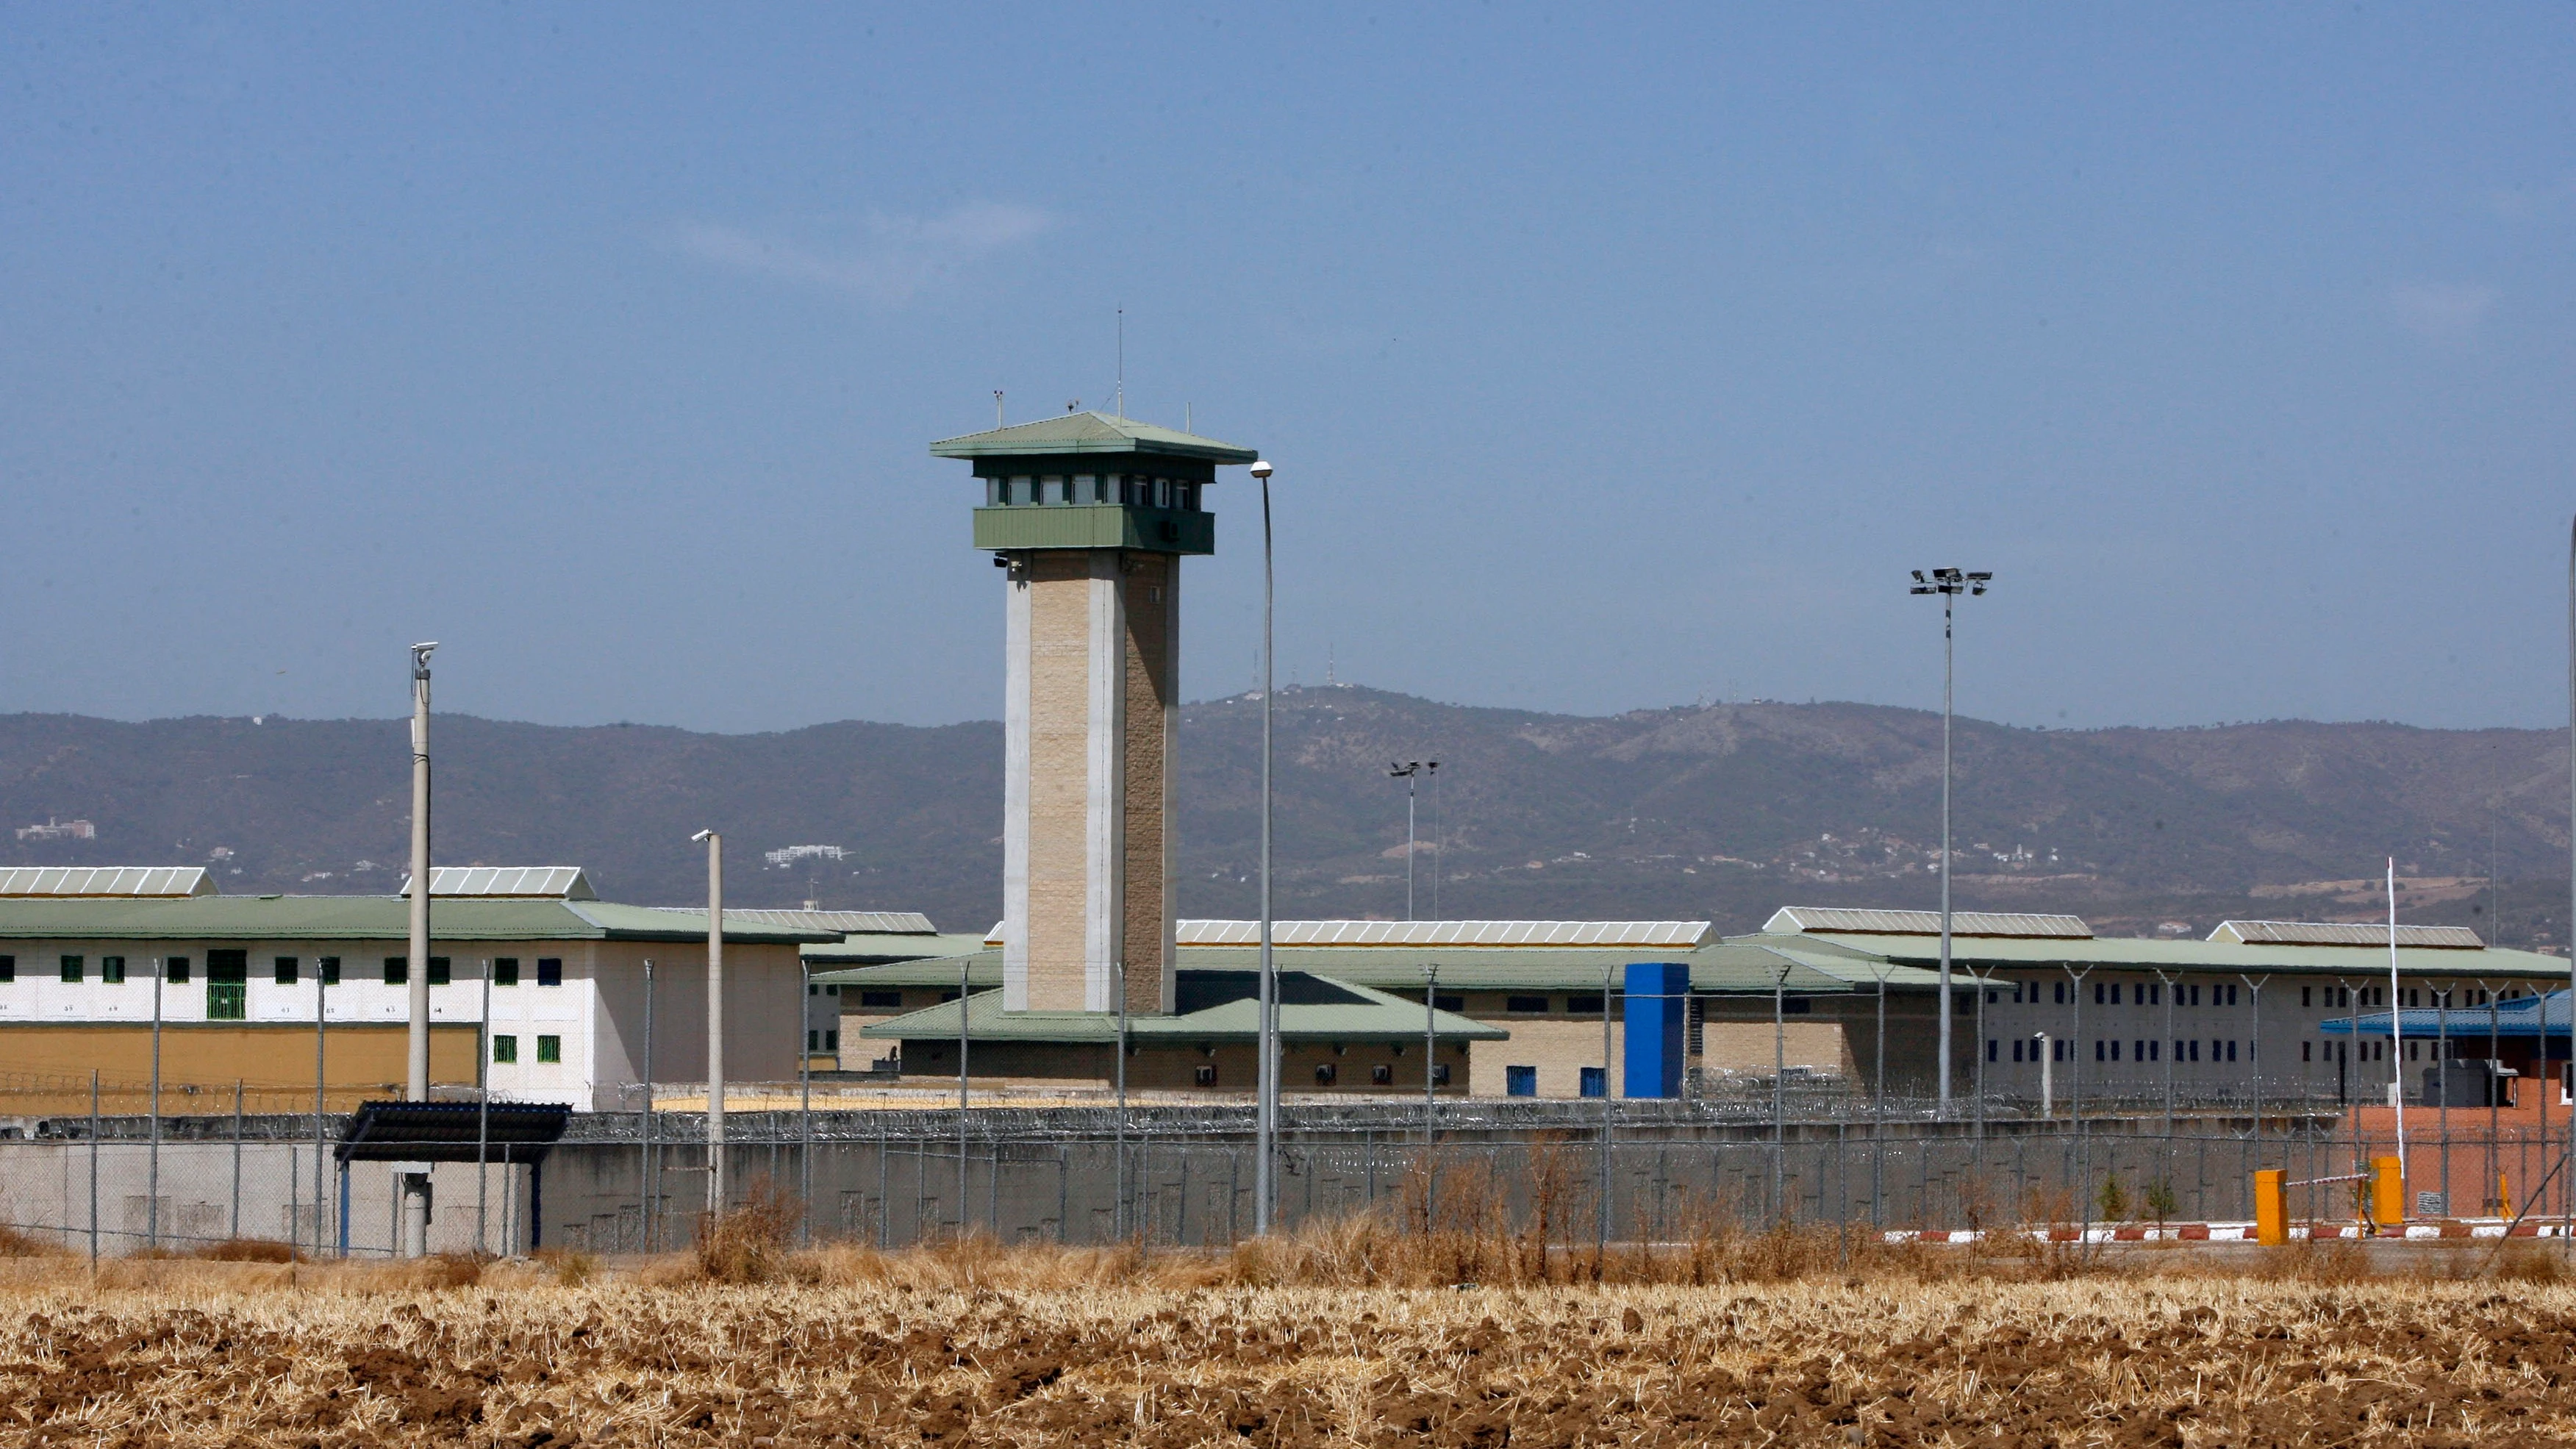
(932, 412, 1257, 1020)
(1003, 548, 1177, 1012)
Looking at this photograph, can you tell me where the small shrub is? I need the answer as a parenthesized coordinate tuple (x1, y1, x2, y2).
(0, 1223, 65, 1258)
(2491, 1243, 2566, 1284)
(533, 1248, 598, 1287)
(193, 1238, 298, 1263)
(693, 1176, 802, 1284)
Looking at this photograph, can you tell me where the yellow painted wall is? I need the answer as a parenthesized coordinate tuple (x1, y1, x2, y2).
(1697, 1021, 1858, 1079)
(1470, 1019, 1626, 1098)
(0, 1023, 482, 1115)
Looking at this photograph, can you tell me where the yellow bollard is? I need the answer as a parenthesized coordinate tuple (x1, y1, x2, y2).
(2254, 1169, 2287, 1246)
(2371, 1156, 2404, 1229)
(2498, 1173, 2514, 1218)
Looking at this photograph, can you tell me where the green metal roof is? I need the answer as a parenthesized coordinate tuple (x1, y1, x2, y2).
(1784, 930, 2571, 981)
(929, 412, 1257, 464)
(1155, 942, 1868, 995)
(815, 951, 1001, 989)
(804, 933, 992, 967)
(858, 974, 1509, 1044)
(816, 942, 1911, 995)
(0, 895, 838, 945)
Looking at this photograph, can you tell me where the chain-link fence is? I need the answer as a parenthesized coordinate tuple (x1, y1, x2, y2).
(10, 1080, 2570, 1260)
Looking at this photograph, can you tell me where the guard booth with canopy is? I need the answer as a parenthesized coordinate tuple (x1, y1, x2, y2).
(336, 1100, 571, 1256)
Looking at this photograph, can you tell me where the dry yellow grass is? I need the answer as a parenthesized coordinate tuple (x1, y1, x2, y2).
(4, 1230, 2576, 1447)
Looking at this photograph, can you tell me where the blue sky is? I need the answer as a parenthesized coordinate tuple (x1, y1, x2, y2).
(4, 5, 2572, 732)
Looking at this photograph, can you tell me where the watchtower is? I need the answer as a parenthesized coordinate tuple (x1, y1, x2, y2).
(931, 412, 1259, 1016)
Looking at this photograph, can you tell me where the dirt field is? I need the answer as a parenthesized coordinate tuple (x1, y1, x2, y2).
(6, 1234, 2576, 1445)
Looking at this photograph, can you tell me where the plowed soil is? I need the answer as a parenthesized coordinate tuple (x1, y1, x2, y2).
(4, 1259, 2573, 1445)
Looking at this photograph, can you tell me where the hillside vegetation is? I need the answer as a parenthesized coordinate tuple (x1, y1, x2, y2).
(0, 690, 2565, 942)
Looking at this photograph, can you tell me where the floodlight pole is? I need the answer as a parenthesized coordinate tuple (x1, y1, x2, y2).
(401, 641, 437, 1259)
(1909, 568, 1990, 1118)
(1427, 762, 1442, 920)
(1253, 459, 1278, 1237)
(1389, 762, 1422, 920)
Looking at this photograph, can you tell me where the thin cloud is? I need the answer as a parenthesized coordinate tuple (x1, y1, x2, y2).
(2389, 282, 2497, 342)
(668, 203, 1054, 307)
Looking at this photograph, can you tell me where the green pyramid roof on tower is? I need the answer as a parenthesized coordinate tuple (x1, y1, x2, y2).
(930, 411, 1257, 464)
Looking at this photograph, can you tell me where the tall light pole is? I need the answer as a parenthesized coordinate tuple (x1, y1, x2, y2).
(691, 829, 725, 1217)
(1910, 568, 1989, 1117)
(1427, 761, 1443, 920)
(1253, 457, 1279, 1237)
(1389, 761, 1423, 920)
(400, 640, 437, 1258)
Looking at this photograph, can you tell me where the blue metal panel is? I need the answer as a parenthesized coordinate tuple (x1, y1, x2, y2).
(1623, 962, 1690, 1098)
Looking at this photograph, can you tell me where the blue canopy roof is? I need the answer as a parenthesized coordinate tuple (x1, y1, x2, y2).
(2325, 990, 2568, 1038)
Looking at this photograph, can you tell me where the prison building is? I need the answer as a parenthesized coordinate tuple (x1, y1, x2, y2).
(824, 917, 1989, 1099)
(703, 908, 970, 1070)
(1758, 907, 2570, 1103)
(0, 866, 834, 1114)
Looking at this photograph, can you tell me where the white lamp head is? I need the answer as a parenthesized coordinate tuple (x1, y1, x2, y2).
(1248, 459, 1273, 479)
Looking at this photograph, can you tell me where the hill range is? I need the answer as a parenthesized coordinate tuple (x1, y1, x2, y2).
(0, 687, 2567, 948)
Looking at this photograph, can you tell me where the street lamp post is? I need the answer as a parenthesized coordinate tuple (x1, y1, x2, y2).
(1253, 457, 1279, 1237)
(1909, 568, 1992, 1117)
(400, 640, 437, 1258)
(1388, 761, 1429, 920)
